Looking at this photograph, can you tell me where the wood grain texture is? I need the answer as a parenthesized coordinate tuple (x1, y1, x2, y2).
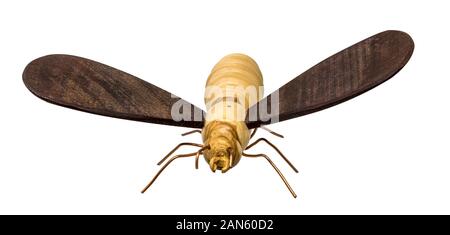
(246, 30, 414, 128)
(23, 54, 205, 128)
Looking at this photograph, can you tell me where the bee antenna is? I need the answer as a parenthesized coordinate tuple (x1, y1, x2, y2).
(195, 145, 210, 169)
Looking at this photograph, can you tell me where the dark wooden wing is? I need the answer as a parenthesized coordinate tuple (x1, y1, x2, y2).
(246, 30, 414, 128)
(23, 54, 205, 128)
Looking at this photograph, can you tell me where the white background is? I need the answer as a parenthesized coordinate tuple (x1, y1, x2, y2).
(1, 0, 449, 215)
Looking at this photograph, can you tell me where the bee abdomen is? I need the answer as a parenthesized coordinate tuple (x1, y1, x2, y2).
(204, 53, 264, 122)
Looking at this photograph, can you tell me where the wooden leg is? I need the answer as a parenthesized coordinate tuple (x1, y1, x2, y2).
(246, 138, 298, 173)
(250, 128, 258, 139)
(181, 129, 202, 136)
(260, 126, 284, 138)
(243, 152, 297, 198)
(249, 126, 284, 140)
(157, 142, 203, 165)
(142, 151, 199, 193)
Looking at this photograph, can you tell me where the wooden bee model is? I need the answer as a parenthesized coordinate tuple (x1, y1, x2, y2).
(23, 30, 414, 198)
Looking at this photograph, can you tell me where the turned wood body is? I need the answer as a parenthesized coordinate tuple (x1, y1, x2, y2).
(202, 54, 264, 171)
